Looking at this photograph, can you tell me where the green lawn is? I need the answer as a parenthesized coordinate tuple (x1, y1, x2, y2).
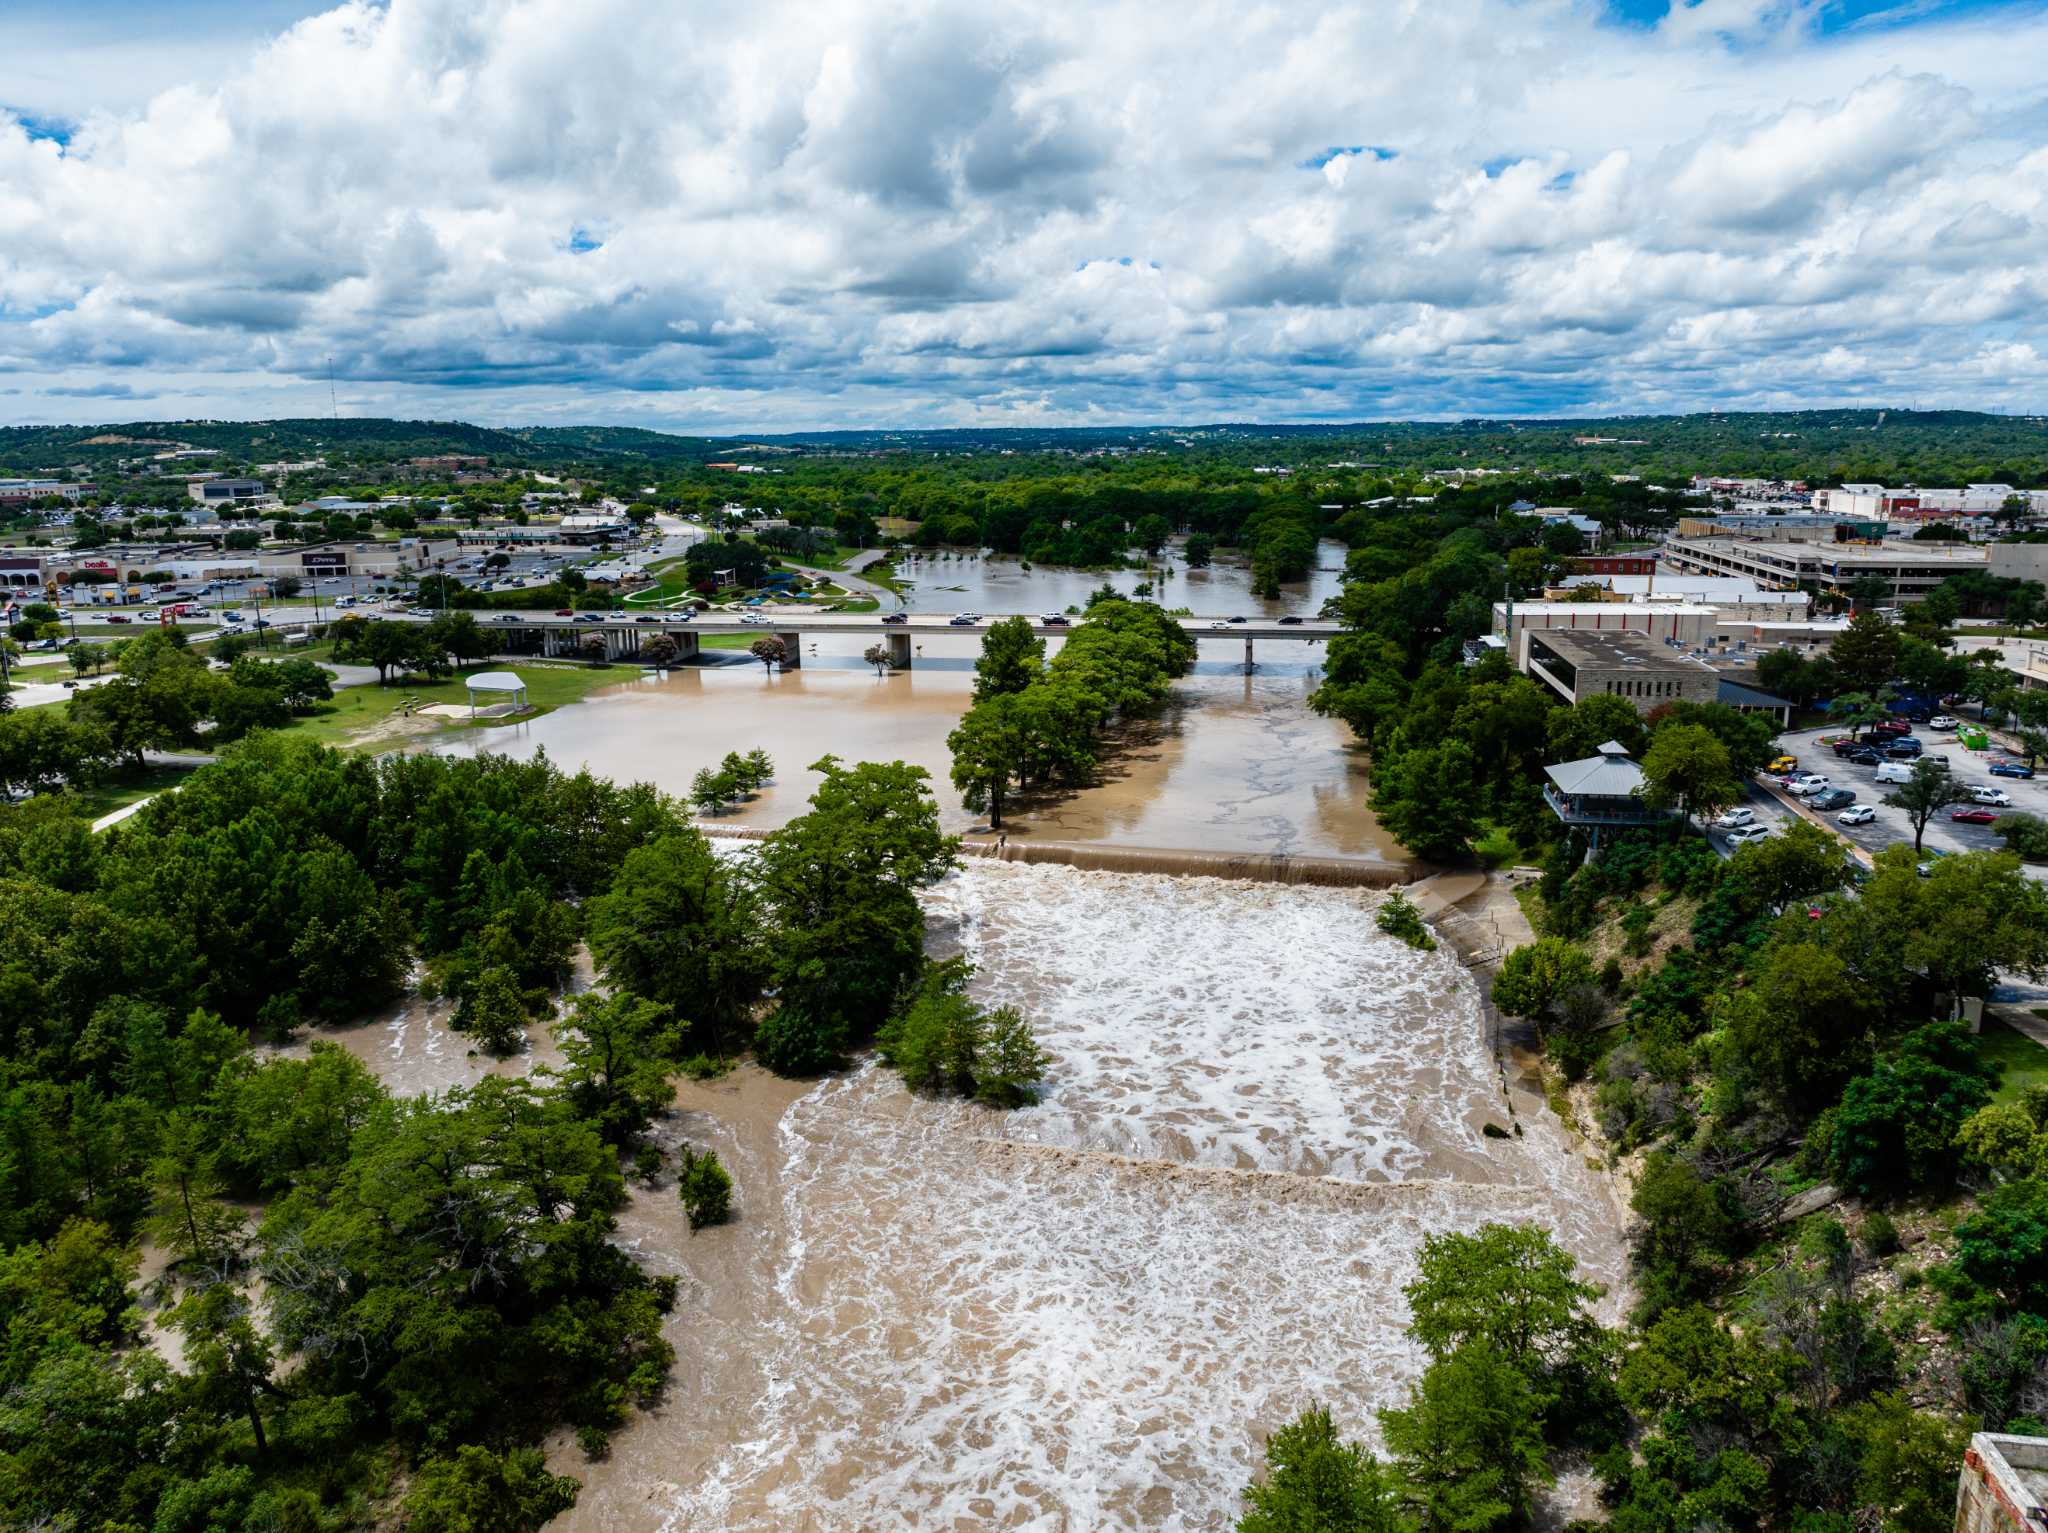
(239, 662, 637, 749)
(1985, 1018, 2048, 1105)
(63, 761, 204, 822)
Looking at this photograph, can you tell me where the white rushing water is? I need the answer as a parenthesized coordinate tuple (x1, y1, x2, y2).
(625, 863, 1625, 1533)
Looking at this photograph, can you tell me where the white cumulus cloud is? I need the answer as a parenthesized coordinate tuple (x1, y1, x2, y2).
(0, 0, 2046, 425)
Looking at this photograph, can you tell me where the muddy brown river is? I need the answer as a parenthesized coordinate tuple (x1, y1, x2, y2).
(306, 863, 1624, 1532)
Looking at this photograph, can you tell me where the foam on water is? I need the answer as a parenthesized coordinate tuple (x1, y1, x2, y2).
(641, 862, 1625, 1533)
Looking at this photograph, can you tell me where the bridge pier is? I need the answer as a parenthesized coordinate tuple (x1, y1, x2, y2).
(674, 631, 699, 663)
(777, 631, 802, 668)
(1244, 633, 1254, 674)
(887, 630, 913, 670)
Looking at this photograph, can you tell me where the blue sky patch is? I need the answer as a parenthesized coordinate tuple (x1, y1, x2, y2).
(1605, 0, 2025, 35)
(568, 227, 604, 254)
(7, 108, 73, 147)
(1300, 145, 1398, 169)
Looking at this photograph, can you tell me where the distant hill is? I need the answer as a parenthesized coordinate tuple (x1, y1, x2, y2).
(3, 408, 2044, 483)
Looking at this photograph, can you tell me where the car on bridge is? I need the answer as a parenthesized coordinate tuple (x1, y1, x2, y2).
(882, 612, 909, 624)
(1209, 620, 1231, 630)
(573, 613, 604, 623)
(635, 616, 659, 624)
(554, 608, 574, 616)
(1278, 615, 1303, 626)
(1040, 613, 1069, 626)
(948, 614, 977, 626)
(493, 614, 522, 624)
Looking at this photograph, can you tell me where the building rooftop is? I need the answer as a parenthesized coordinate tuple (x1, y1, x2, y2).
(1545, 741, 1648, 798)
(1531, 628, 1716, 674)
(1675, 536, 1988, 566)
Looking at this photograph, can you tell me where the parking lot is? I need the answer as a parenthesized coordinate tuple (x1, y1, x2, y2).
(1713, 721, 2048, 873)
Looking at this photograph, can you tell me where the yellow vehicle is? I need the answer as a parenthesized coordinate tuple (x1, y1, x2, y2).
(1767, 755, 1798, 775)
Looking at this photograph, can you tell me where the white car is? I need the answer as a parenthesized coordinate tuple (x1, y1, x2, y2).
(1714, 808, 1755, 828)
(1790, 775, 1831, 796)
(1726, 824, 1772, 845)
(1971, 786, 2013, 807)
(739, 613, 769, 626)
(1837, 805, 1877, 826)
(1930, 714, 1959, 730)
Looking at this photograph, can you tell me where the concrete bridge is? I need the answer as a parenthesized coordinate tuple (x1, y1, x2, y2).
(390, 609, 1342, 670)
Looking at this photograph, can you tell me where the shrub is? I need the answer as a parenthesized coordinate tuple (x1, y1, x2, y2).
(677, 1146, 733, 1231)
(874, 959, 1050, 1107)
(1995, 812, 2048, 862)
(1828, 1022, 1998, 1197)
(1861, 1210, 1900, 1258)
(576, 1426, 611, 1462)
(1375, 890, 1438, 951)
(752, 1005, 848, 1076)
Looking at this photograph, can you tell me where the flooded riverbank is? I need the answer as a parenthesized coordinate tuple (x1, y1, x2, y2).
(304, 862, 1624, 1532)
(429, 633, 1397, 862)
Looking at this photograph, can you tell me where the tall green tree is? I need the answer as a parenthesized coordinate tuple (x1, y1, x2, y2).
(1640, 723, 1738, 826)
(1239, 1406, 1402, 1533)
(974, 616, 1047, 700)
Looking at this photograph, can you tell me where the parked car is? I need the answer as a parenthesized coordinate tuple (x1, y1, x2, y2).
(1714, 808, 1755, 828)
(1991, 761, 2037, 779)
(1837, 805, 1877, 826)
(1726, 824, 1771, 845)
(1830, 738, 1864, 756)
(1873, 718, 1912, 736)
(1846, 748, 1885, 766)
(1952, 808, 2001, 825)
(1970, 786, 2013, 806)
(1930, 714, 1959, 730)
(1790, 774, 1830, 795)
(1767, 755, 1798, 774)
(1874, 762, 1915, 784)
(881, 612, 909, 625)
(1812, 789, 1856, 810)
(1885, 740, 1924, 758)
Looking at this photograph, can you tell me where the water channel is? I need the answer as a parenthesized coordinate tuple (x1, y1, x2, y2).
(431, 545, 1400, 861)
(354, 547, 1627, 1527)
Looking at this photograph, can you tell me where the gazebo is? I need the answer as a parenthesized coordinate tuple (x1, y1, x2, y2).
(1542, 739, 1671, 849)
(464, 670, 529, 717)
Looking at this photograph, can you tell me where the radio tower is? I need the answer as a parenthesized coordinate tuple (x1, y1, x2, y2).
(327, 355, 339, 421)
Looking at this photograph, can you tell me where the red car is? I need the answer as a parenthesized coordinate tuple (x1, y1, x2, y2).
(1951, 807, 2000, 825)
(1874, 718, 1912, 736)
(554, 608, 574, 617)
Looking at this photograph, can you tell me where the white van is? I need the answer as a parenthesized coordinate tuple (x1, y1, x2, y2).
(1874, 762, 1915, 784)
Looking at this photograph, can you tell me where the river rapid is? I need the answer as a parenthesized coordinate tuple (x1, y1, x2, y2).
(316, 861, 1625, 1532)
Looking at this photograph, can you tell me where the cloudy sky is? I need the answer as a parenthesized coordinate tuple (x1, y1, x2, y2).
(1, 0, 2044, 430)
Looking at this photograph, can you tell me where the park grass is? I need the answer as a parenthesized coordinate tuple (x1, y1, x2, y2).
(61, 761, 203, 821)
(264, 662, 635, 749)
(1984, 1018, 2048, 1105)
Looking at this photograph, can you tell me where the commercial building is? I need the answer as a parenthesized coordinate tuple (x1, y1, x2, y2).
(0, 554, 45, 591)
(1814, 484, 2048, 520)
(1525, 629, 1720, 713)
(1675, 514, 1887, 541)
(1492, 601, 1721, 666)
(188, 478, 269, 505)
(1558, 571, 1811, 620)
(1663, 536, 1989, 602)
(1571, 554, 1657, 576)
(1954, 1434, 2048, 1533)
(0, 479, 95, 506)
